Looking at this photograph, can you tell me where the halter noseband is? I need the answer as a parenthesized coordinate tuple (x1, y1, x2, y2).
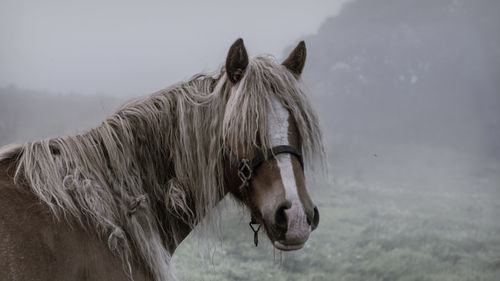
(222, 144, 304, 247)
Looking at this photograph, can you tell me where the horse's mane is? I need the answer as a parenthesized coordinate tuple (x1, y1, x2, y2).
(0, 56, 325, 281)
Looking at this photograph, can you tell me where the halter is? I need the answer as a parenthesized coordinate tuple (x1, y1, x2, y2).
(223, 144, 304, 246)
(224, 145, 303, 176)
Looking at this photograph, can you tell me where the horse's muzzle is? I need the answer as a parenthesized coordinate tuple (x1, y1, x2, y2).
(265, 200, 319, 251)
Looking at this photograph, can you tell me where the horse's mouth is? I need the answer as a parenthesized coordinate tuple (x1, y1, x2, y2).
(263, 221, 309, 251)
(273, 240, 305, 251)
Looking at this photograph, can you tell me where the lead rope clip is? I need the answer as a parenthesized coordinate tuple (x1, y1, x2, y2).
(249, 220, 261, 247)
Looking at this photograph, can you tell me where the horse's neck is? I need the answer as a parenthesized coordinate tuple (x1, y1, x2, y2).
(163, 175, 233, 254)
(141, 82, 233, 253)
(162, 154, 246, 253)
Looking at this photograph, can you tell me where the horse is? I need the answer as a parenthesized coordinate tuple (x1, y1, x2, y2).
(0, 38, 325, 281)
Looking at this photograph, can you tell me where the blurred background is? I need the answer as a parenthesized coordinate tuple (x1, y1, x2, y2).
(1, 0, 499, 280)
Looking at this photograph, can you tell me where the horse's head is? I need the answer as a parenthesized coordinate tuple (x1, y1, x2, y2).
(223, 39, 320, 251)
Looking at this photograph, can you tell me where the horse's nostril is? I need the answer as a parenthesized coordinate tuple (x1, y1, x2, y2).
(274, 200, 291, 230)
(311, 206, 320, 231)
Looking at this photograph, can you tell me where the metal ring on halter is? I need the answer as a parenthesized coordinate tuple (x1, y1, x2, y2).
(249, 220, 261, 247)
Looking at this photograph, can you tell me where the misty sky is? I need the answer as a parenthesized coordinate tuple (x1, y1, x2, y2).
(0, 0, 348, 96)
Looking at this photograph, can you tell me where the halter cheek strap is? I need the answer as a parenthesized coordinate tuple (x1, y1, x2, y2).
(222, 144, 304, 247)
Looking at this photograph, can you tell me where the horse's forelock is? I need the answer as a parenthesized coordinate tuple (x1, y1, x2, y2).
(223, 56, 325, 171)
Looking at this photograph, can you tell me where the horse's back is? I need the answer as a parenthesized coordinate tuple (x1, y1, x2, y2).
(0, 160, 145, 281)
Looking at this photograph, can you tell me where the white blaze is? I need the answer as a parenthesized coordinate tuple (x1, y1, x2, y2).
(267, 96, 304, 212)
(267, 96, 312, 248)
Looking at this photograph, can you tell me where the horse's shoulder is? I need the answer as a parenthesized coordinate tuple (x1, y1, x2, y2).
(0, 161, 64, 280)
(0, 162, 150, 281)
(0, 160, 48, 227)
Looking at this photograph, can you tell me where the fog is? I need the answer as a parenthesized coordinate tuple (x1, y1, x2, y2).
(1, 0, 499, 280)
(0, 0, 346, 96)
(302, 0, 500, 192)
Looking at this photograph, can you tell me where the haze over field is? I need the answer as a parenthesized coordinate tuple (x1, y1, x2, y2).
(0, 0, 347, 96)
(1, 0, 499, 280)
(302, 0, 500, 191)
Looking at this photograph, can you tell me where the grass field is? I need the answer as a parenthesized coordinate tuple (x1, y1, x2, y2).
(172, 179, 500, 281)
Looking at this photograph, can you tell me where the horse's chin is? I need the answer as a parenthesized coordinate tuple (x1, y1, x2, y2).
(273, 240, 305, 251)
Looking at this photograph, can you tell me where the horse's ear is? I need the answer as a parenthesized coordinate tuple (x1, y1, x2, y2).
(226, 38, 249, 84)
(282, 41, 307, 76)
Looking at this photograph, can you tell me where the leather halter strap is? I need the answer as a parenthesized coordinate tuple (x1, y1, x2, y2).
(223, 144, 304, 178)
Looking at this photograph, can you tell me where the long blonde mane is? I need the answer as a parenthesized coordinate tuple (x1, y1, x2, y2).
(1, 56, 325, 281)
